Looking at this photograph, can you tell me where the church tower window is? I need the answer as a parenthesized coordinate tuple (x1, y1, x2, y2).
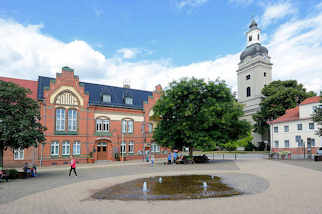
(249, 35, 252, 42)
(246, 87, 251, 97)
(246, 75, 251, 80)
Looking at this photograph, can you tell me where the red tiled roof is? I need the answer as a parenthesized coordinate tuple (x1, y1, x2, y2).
(268, 96, 321, 124)
(268, 106, 299, 124)
(0, 76, 38, 100)
(300, 96, 321, 105)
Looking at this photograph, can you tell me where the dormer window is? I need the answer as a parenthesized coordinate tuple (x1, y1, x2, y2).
(125, 97, 133, 105)
(102, 94, 111, 103)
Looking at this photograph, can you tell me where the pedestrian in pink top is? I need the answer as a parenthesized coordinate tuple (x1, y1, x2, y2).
(69, 156, 77, 176)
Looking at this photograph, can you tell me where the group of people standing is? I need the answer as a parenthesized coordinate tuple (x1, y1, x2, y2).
(168, 151, 179, 164)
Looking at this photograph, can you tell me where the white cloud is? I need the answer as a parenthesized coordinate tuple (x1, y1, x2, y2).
(176, 0, 208, 9)
(0, 11, 321, 95)
(116, 48, 140, 59)
(261, 2, 296, 27)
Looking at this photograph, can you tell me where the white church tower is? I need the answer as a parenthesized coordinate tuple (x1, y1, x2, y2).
(237, 20, 272, 145)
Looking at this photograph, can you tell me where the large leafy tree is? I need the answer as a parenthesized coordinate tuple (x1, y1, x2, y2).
(152, 78, 251, 156)
(313, 92, 322, 136)
(253, 80, 316, 137)
(0, 80, 46, 166)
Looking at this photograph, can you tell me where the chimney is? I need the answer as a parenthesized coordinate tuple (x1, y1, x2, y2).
(123, 79, 130, 88)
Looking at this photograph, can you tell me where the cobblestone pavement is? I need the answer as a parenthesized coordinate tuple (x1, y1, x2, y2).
(1, 159, 322, 214)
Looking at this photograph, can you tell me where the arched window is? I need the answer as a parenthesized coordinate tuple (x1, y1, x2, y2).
(122, 119, 134, 133)
(62, 141, 70, 155)
(96, 118, 110, 132)
(257, 34, 260, 40)
(68, 109, 77, 131)
(246, 87, 251, 97)
(56, 108, 65, 131)
(249, 35, 252, 42)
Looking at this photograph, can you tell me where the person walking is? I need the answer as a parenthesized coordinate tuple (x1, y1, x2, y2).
(69, 156, 77, 176)
(168, 152, 172, 165)
(151, 154, 155, 167)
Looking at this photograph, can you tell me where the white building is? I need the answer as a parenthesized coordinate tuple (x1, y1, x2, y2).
(237, 20, 272, 145)
(268, 96, 322, 154)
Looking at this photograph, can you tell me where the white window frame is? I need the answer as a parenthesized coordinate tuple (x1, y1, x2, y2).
(102, 94, 111, 103)
(51, 142, 59, 156)
(297, 123, 303, 131)
(284, 125, 289, 132)
(62, 141, 70, 156)
(128, 120, 133, 133)
(68, 109, 77, 131)
(274, 141, 279, 148)
(121, 142, 126, 154)
(274, 126, 278, 133)
(96, 118, 109, 132)
(122, 119, 134, 133)
(284, 140, 289, 148)
(73, 141, 80, 155)
(14, 148, 24, 160)
(56, 108, 65, 131)
(151, 143, 160, 153)
(125, 97, 133, 105)
(128, 141, 134, 153)
(309, 123, 315, 130)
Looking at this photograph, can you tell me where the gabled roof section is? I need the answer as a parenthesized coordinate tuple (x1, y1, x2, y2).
(38, 76, 153, 110)
(268, 106, 299, 125)
(0, 76, 38, 100)
(300, 96, 321, 105)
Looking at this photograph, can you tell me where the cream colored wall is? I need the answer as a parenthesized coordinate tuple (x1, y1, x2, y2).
(270, 119, 322, 148)
(300, 103, 316, 119)
(94, 112, 144, 122)
(49, 86, 84, 106)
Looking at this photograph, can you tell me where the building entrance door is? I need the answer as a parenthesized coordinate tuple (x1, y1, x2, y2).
(97, 142, 108, 160)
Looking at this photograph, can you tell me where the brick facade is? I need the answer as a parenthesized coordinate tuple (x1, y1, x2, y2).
(2, 67, 167, 168)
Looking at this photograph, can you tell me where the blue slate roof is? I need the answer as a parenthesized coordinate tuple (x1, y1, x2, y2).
(38, 76, 153, 110)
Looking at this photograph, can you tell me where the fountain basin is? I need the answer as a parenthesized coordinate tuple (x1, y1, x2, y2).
(92, 175, 241, 201)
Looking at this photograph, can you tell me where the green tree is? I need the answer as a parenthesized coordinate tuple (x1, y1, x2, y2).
(253, 80, 316, 138)
(152, 78, 251, 157)
(0, 80, 46, 167)
(313, 92, 322, 136)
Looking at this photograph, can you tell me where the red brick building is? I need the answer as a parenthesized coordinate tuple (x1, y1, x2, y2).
(1, 67, 166, 167)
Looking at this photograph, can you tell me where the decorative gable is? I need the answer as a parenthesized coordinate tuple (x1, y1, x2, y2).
(55, 90, 79, 106)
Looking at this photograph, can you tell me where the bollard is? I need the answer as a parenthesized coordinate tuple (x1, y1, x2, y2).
(223, 153, 224, 160)
(235, 153, 237, 160)
(213, 152, 214, 160)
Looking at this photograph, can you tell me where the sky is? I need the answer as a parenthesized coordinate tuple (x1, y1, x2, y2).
(0, 0, 321, 93)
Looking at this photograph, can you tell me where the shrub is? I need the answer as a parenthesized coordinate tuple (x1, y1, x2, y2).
(6, 169, 18, 179)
